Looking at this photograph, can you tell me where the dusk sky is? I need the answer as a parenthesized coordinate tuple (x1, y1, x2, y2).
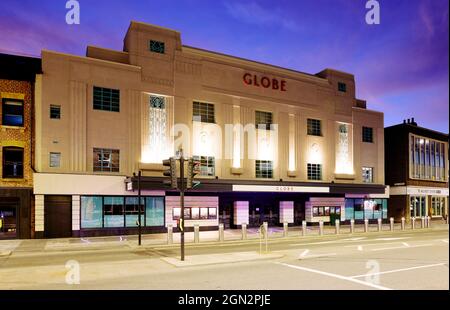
(0, 0, 448, 132)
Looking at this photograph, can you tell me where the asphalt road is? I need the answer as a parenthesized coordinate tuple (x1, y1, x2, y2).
(0, 228, 448, 290)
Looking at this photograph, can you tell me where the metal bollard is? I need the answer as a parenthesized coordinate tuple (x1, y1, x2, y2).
(390, 217, 394, 231)
(218, 223, 224, 242)
(302, 220, 307, 236)
(427, 216, 431, 228)
(194, 224, 200, 243)
(283, 222, 288, 238)
(446, 215, 449, 225)
(364, 219, 369, 233)
(319, 220, 324, 236)
(350, 219, 355, 234)
(167, 224, 173, 244)
(377, 218, 382, 232)
(411, 217, 415, 230)
(263, 222, 268, 239)
(401, 217, 405, 230)
(421, 216, 425, 229)
(335, 219, 340, 235)
(241, 223, 247, 240)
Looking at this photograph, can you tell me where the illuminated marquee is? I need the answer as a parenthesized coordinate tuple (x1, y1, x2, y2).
(243, 73, 287, 91)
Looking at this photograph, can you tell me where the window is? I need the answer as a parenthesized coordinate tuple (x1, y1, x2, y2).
(49, 152, 61, 168)
(431, 197, 445, 217)
(80, 195, 165, 229)
(410, 196, 426, 218)
(362, 127, 374, 143)
(193, 155, 215, 176)
(2, 98, 24, 126)
(338, 82, 347, 92)
(149, 40, 165, 54)
(193, 101, 215, 123)
(362, 167, 373, 183)
(50, 105, 61, 119)
(307, 163, 322, 180)
(93, 148, 120, 172)
(172, 207, 217, 220)
(256, 160, 273, 179)
(2, 147, 23, 178)
(410, 135, 447, 181)
(150, 96, 165, 109)
(93, 86, 120, 112)
(255, 111, 273, 130)
(307, 119, 322, 136)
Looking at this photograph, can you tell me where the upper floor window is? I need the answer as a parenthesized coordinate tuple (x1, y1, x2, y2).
(50, 105, 61, 119)
(307, 118, 322, 136)
(307, 163, 322, 180)
(2, 98, 24, 126)
(362, 167, 373, 183)
(256, 160, 273, 179)
(149, 40, 165, 54)
(193, 155, 215, 176)
(2, 147, 23, 178)
(338, 82, 347, 92)
(410, 134, 447, 181)
(93, 148, 119, 172)
(150, 96, 165, 109)
(49, 152, 61, 168)
(362, 127, 374, 143)
(93, 86, 120, 112)
(255, 111, 273, 130)
(193, 101, 215, 123)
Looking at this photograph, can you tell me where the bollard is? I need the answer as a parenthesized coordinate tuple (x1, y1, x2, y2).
(364, 219, 369, 233)
(335, 219, 340, 235)
(302, 220, 307, 236)
(421, 216, 425, 229)
(446, 215, 449, 225)
(350, 219, 355, 234)
(401, 217, 405, 230)
(167, 224, 173, 244)
(241, 223, 247, 240)
(283, 222, 288, 238)
(390, 217, 394, 231)
(194, 224, 200, 243)
(319, 220, 324, 236)
(427, 216, 431, 228)
(377, 218, 382, 232)
(263, 222, 268, 253)
(218, 223, 224, 242)
(411, 217, 415, 230)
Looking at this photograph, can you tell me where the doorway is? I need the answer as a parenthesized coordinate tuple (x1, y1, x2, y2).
(0, 205, 17, 239)
(44, 195, 72, 238)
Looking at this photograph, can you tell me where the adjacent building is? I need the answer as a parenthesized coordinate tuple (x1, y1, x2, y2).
(33, 21, 387, 238)
(0, 53, 41, 239)
(386, 118, 449, 222)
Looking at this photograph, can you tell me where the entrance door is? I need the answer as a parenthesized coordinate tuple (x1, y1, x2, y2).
(0, 205, 17, 239)
(44, 196, 72, 238)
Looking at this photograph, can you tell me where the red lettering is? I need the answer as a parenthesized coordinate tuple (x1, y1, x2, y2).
(281, 80, 287, 91)
(261, 77, 270, 88)
(272, 79, 279, 90)
(253, 75, 260, 87)
(243, 73, 252, 85)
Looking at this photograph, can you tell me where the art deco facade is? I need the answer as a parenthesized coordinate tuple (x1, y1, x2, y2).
(32, 22, 386, 237)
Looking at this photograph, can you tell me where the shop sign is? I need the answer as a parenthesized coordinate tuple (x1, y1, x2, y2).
(243, 73, 287, 91)
(232, 185, 329, 193)
(407, 187, 449, 196)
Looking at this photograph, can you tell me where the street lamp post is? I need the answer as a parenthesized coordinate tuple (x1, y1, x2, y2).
(138, 170, 142, 246)
(180, 152, 185, 261)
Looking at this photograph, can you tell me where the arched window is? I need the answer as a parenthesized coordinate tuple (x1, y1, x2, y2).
(2, 147, 24, 178)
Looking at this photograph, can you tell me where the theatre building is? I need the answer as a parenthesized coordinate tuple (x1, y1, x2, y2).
(385, 119, 448, 222)
(33, 21, 387, 238)
(0, 53, 41, 239)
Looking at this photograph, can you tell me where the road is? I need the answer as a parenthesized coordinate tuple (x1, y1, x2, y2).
(0, 228, 448, 290)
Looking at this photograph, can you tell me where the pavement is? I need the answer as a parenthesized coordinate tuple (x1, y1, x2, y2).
(0, 222, 448, 290)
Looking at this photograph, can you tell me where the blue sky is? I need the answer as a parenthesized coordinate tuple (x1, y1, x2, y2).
(0, 0, 448, 132)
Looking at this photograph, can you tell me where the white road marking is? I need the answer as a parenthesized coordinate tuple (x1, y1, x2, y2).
(357, 245, 363, 251)
(290, 241, 336, 246)
(370, 244, 433, 252)
(342, 237, 366, 241)
(350, 263, 446, 279)
(375, 237, 409, 241)
(442, 239, 449, 243)
(299, 249, 310, 258)
(344, 241, 406, 248)
(402, 242, 410, 247)
(299, 253, 337, 260)
(276, 262, 391, 290)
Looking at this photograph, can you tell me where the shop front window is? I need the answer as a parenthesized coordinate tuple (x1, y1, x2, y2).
(431, 197, 445, 217)
(410, 196, 426, 218)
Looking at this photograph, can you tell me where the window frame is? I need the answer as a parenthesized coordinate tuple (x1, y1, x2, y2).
(255, 160, 273, 179)
(50, 105, 61, 119)
(49, 152, 61, 168)
(362, 167, 374, 183)
(255, 110, 273, 131)
(2, 98, 24, 127)
(93, 86, 120, 113)
(93, 148, 120, 173)
(338, 82, 347, 92)
(149, 40, 165, 54)
(362, 126, 374, 143)
(307, 118, 322, 136)
(193, 155, 215, 177)
(192, 101, 215, 123)
(307, 163, 322, 181)
(2, 146, 24, 178)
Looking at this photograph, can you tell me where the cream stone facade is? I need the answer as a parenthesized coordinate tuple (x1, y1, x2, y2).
(33, 22, 387, 237)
